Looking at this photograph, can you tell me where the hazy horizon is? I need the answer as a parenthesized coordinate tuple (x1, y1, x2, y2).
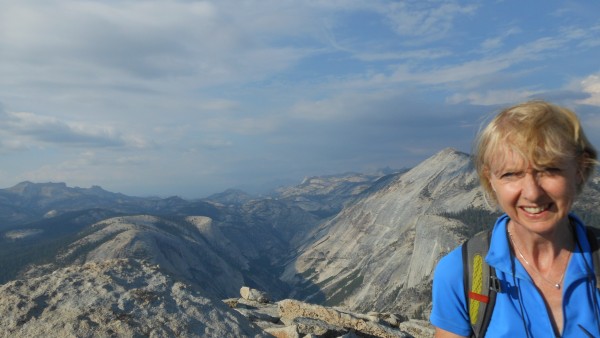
(0, 162, 408, 199)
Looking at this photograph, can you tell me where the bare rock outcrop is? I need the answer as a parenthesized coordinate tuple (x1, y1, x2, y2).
(226, 287, 435, 338)
(282, 149, 481, 316)
(0, 259, 268, 337)
(241, 286, 271, 303)
(278, 299, 409, 338)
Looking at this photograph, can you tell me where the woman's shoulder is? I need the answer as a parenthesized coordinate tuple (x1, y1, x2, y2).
(431, 244, 472, 336)
(434, 245, 464, 280)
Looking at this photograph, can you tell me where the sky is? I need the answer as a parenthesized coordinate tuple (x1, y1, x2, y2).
(1, 0, 600, 198)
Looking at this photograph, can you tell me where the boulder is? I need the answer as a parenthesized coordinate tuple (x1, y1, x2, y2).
(264, 324, 300, 338)
(399, 320, 436, 338)
(291, 317, 347, 336)
(278, 299, 411, 338)
(241, 286, 271, 303)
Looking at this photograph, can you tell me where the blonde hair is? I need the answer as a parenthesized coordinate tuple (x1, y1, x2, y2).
(474, 100, 597, 204)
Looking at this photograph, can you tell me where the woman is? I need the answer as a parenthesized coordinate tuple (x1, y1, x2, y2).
(430, 101, 599, 337)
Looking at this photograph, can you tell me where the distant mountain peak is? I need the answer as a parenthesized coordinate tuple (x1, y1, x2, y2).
(409, 148, 471, 173)
(206, 188, 254, 205)
(433, 147, 469, 159)
(8, 181, 66, 190)
(5, 181, 117, 196)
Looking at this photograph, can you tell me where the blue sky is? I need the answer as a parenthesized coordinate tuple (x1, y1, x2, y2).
(1, 0, 600, 198)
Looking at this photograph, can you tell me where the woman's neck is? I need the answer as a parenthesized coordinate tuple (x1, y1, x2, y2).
(507, 219, 573, 265)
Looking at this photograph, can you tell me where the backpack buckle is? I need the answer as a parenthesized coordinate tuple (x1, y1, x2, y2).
(489, 276, 502, 293)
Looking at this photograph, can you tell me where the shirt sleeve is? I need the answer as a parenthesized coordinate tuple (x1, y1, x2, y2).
(430, 246, 473, 337)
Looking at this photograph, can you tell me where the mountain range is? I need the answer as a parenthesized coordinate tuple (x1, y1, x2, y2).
(1, 148, 599, 336)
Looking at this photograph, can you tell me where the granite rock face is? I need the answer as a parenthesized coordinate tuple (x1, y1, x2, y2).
(0, 259, 269, 337)
(282, 149, 485, 316)
(274, 172, 391, 217)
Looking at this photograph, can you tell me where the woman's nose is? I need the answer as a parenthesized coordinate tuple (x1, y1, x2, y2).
(521, 172, 545, 200)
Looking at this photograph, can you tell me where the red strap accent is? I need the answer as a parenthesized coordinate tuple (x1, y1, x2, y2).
(468, 291, 489, 303)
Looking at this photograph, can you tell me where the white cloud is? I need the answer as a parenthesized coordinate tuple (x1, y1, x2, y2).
(289, 91, 385, 121)
(383, 2, 477, 40)
(447, 88, 540, 106)
(352, 48, 452, 62)
(196, 99, 239, 112)
(339, 24, 597, 92)
(480, 37, 504, 51)
(196, 113, 281, 136)
(0, 1, 321, 93)
(480, 26, 522, 51)
(197, 138, 234, 150)
(290, 98, 347, 121)
(391, 57, 513, 86)
(1, 1, 599, 197)
(0, 111, 147, 149)
(577, 74, 600, 106)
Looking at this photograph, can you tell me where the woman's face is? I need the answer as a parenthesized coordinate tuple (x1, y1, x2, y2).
(487, 150, 580, 235)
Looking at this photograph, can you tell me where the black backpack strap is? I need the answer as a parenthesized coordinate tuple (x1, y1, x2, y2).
(462, 230, 500, 338)
(585, 226, 600, 288)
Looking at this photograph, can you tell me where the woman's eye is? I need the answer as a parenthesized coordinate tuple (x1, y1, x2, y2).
(498, 171, 526, 180)
(500, 172, 516, 179)
(542, 168, 561, 175)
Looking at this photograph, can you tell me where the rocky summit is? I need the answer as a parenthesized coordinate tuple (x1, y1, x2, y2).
(0, 257, 434, 338)
(0, 259, 269, 337)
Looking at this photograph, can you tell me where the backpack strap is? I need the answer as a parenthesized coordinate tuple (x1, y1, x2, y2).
(462, 230, 501, 338)
(585, 226, 600, 288)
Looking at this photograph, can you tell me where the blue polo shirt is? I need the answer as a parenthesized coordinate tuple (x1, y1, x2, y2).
(430, 214, 600, 337)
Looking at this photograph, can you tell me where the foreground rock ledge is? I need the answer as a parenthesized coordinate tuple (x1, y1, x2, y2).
(0, 259, 434, 338)
(0, 259, 268, 337)
(227, 287, 435, 338)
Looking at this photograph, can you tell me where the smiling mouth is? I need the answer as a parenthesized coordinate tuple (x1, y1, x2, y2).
(522, 205, 550, 214)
